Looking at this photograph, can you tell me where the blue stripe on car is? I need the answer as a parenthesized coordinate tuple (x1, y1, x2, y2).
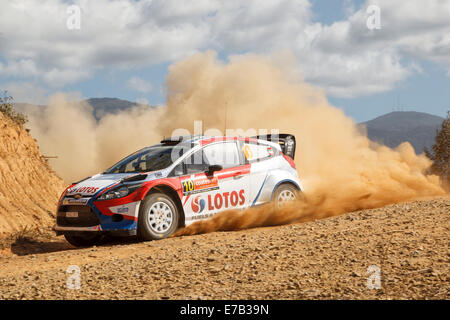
(251, 174, 268, 206)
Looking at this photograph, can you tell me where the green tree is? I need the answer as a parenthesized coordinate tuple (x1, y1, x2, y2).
(0, 91, 28, 126)
(425, 111, 449, 184)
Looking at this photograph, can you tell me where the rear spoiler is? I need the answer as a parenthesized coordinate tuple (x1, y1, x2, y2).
(251, 134, 296, 159)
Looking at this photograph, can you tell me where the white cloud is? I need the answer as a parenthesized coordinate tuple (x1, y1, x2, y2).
(300, 49, 411, 97)
(207, 0, 312, 52)
(0, 0, 449, 99)
(0, 0, 212, 77)
(0, 59, 39, 77)
(127, 76, 152, 93)
(289, 0, 450, 96)
(43, 68, 90, 87)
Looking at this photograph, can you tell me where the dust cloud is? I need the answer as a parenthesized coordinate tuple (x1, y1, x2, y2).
(24, 50, 445, 233)
(164, 51, 445, 235)
(24, 95, 164, 183)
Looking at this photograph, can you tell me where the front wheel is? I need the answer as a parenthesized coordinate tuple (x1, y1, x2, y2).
(137, 192, 179, 241)
(64, 233, 102, 247)
(273, 183, 299, 209)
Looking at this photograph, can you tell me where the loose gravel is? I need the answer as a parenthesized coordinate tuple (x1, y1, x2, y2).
(0, 196, 448, 299)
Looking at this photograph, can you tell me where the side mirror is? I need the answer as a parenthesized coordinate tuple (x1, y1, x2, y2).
(206, 164, 223, 175)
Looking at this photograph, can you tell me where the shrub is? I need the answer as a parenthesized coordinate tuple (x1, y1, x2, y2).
(425, 111, 449, 185)
(0, 91, 28, 126)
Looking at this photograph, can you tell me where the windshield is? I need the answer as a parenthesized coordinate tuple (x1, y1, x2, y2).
(104, 144, 189, 174)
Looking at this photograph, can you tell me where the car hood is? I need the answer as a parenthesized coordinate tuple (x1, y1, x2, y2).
(65, 173, 148, 197)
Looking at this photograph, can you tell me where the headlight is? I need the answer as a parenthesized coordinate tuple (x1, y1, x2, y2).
(96, 184, 141, 201)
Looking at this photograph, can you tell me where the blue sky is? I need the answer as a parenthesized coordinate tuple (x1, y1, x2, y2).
(1, 0, 449, 122)
(331, 61, 450, 122)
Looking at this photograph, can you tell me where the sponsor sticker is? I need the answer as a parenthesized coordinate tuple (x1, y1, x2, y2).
(117, 207, 129, 214)
(190, 212, 215, 221)
(182, 177, 219, 195)
(189, 189, 245, 214)
(191, 196, 206, 213)
(67, 186, 100, 195)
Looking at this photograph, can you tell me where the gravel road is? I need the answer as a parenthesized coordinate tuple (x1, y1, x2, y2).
(0, 196, 448, 299)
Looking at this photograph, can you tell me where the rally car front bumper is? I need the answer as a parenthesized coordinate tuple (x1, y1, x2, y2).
(54, 196, 139, 236)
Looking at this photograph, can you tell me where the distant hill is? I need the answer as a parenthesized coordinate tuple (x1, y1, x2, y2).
(86, 98, 147, 120)
(359, 111, 445, 153)
(15, 97, 153, 121)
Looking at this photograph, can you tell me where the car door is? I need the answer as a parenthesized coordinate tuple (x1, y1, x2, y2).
(240, 140, 279, 206)
(180, 141, 250, 225)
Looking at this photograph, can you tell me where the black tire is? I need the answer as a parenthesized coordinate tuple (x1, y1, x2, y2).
(137, 192, 179, 241)
(64, 233, 102, 247)
(273, 183, 299, 209)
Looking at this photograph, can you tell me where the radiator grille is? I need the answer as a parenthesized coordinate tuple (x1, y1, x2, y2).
(57, 205, 100, 227)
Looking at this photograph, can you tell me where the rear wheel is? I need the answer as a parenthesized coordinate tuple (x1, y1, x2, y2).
(137, 192, 179, 241)
(273, 183, 299, 209)
(64, 233, 102, 247)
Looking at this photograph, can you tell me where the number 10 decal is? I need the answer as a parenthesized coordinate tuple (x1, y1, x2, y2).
(182, 180, 195, 193)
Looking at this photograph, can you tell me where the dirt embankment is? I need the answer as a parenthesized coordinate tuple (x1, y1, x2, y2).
(0, 113, 65, 237)
(0, 196, 448, 300)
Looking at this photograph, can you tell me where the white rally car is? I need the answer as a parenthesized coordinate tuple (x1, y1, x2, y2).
(54, 134, 301, 246)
